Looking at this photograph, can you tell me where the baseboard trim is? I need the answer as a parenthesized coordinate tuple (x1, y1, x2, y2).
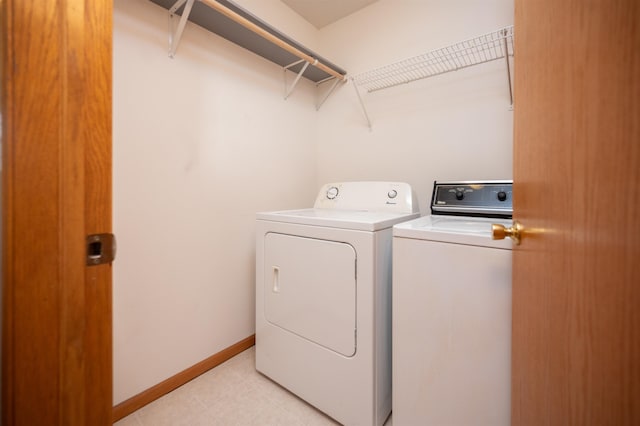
(112, 334, 256, 422)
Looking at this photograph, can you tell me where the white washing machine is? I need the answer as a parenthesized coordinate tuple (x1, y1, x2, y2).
(392, 180, 513, 426)
(256, 181, 419, 426)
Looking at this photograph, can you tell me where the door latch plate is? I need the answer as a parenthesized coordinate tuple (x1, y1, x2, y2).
(86, 233, 116, 266)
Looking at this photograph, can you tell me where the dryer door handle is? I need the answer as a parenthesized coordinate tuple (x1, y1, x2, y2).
(272, 266, 280, 293)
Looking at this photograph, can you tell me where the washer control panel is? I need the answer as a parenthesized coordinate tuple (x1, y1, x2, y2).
(431, 180, 513, 218)
(314, 181, 418, 214)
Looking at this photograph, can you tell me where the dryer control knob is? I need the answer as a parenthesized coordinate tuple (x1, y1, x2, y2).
(388, 190, 398, 199)
(455, 191, 464, 200)
(326, 186, 339, 199)
(497, 191, 507, 201)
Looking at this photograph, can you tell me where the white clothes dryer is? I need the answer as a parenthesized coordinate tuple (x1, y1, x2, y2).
(392, 181, 513, 426)
(256, 182, 419, 426)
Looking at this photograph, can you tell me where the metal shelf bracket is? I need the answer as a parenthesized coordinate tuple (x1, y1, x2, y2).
(315, 77, 343, 111)
(352, 79, 372, 130)
(283, 60, 345, 110)
(283, 59, 311, 100)
(501, 28, 514, 109)
(169, 0, 195, 58)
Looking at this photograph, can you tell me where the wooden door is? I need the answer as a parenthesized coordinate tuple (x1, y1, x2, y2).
(512, 0, 639, 424)
(1, 1, 113, 425)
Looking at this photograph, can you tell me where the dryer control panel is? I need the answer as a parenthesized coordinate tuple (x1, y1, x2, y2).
(314, 181, 418, 214)
(431, 180, 513, 218)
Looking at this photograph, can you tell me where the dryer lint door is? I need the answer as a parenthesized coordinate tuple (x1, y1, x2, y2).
(264, 233, 357, 357)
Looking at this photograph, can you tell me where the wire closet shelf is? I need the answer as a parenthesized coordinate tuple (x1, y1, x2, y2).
(352, 26, 514, 93)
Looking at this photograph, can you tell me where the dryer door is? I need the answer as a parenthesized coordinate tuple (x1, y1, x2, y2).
(264, 233, 357, 357)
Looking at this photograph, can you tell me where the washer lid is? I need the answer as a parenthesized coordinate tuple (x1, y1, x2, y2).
(257, 208, 420, 231)
(393, 215, 513, 249)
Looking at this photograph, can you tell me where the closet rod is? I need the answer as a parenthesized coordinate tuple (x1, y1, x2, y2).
(200, 0, 347, 82)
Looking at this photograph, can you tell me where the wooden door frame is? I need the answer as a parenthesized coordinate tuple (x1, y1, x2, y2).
(1, 1, 113, 424)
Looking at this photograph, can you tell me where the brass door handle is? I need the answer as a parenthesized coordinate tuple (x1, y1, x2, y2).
(492, 221, 523, 245)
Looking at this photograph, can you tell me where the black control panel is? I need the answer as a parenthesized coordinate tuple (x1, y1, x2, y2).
(430, 180, 513, 218)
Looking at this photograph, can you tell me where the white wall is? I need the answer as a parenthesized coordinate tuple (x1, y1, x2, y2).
(113, 0, 514, 406)
(113, 0, 319, 404)
(317, 0, 514, 213)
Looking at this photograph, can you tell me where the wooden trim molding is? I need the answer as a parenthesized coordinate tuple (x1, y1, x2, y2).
(112, 335, 255, 422)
